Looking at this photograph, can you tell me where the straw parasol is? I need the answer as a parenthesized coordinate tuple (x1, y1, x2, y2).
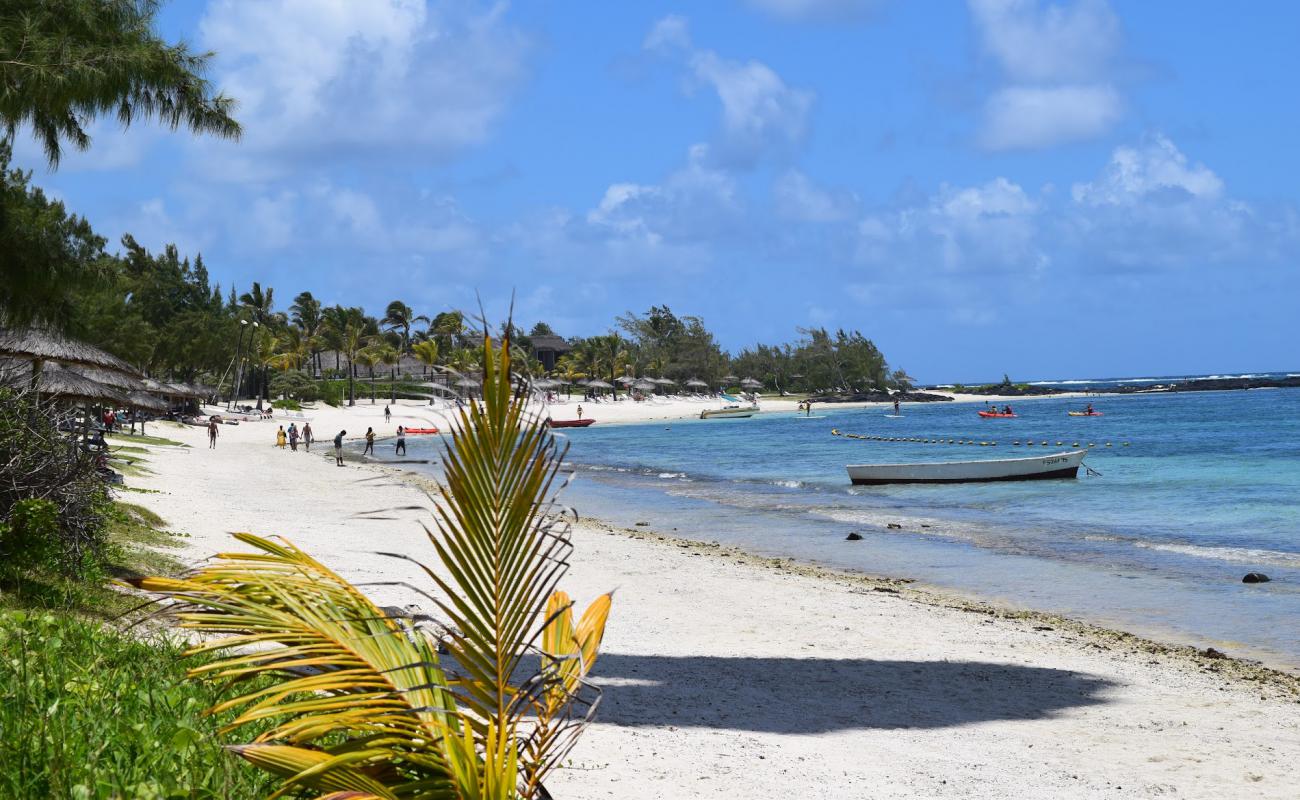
(585, 379, 613, 389)
(0, 327, 136, 373)
(685, 378, 708, 388)
(632, 379, 656, 391)
(126, 391, 168, 412)
(67, 364, 151, 393)
(740, 377, 764, 389)
(652, 377, 676, 386)
(722, 374, 738, 383)
(17, 363, 127, 405)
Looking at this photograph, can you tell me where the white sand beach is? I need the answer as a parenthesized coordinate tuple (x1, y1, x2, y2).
(121, 400, 1300, 799)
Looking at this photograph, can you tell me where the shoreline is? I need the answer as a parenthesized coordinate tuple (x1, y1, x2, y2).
(119, 401, 1300, 798)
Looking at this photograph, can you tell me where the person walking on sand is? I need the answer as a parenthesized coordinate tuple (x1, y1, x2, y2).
(302, 423, 313, 452)
(363, 427, 375, 456)
(334, 430, 346, 466)
(395, 425, 406, 456)
(276, 426, 287, 449)
(207, 418, 219, 449)
(288, 423, 299, 451)
(384, 405, 391, 423)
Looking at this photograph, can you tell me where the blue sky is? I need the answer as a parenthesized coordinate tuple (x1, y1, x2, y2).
(14, 0, 1300, 382)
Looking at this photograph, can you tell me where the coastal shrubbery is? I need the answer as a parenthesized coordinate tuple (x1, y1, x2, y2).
(0, 389, 113, 584)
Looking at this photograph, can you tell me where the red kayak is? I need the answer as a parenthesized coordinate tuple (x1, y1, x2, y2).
(978, 411, 1017, 418)
(546, 418, 595, 428)
(403, 427, 440, 434)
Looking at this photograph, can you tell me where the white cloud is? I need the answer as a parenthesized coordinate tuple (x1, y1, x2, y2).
(968, 0, 1124, 150)
(969, 0, 1119, 82)
(643, 14, 690, 52)
(773, 170, 857, 222)
(1071, 135, 1223, 206)
(1064, 136, 1256, 269)
(980, 85, 1121, 150)
(856, 176, 1044, 274)
(198, 0, 529, 168)
(645, 16, 814, 165)
(744, 0, 884, 22)
(586, 144, 741, 244)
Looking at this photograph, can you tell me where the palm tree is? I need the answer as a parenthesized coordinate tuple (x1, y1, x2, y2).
(336, 308, 369, 407)
(238, 283, 277, 409)
(320, 304, 348, 374)
(130, 333, 613, 798)
(378, 342, 401, 403)
(411, 339, 439, 378)
(383, 300, 427, 354)
(353, 345, 383, 404)
(290, 291, 323, 375)
(429, 310, 465, 356)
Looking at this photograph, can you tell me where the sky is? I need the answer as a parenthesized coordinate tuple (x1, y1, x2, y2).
(12, 0, 1300, 382)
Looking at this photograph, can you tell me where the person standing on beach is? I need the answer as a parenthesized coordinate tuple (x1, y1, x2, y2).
(302, 423, 313, 451)
(207, 418, 219, 448)
(288, 423, 299, 451)
(334, 430, 346, 466)
(395, 425, 406, 456)
(384, 405, 391, 423)
(363, 427, 375, 456)
(276, 426, 287, 449)
(577, 404, 583, 420)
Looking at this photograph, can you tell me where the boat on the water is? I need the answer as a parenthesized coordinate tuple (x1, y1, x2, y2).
(977, 411, 1017, 418)
(700, 406, 756, 420)
(1067, 411, 1103, 417)
(701, 392, 758, 420)
(846, 449, 1087, 485)
(546, 418, 596, 428)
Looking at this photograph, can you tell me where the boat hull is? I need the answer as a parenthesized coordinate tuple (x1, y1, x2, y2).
(978, 411, 1017, 418)
(546, 418, 595, 428)
(1067, 412, 1103, 417)
(700, 408, 756, 419)
(846, 450, 1086, 485)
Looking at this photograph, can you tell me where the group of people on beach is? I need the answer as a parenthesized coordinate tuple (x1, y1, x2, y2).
(274, 422, 314, 452)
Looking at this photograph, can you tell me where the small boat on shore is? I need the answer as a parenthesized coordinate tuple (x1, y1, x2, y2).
(700, 406, 756, 419)
(978, 411, 1017, 418)
(546, 418, 595, 428)
(403, 427, 440, 434)
(846, 450, 1087, 485)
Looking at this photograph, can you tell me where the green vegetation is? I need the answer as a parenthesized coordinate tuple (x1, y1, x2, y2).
(0, 610, 276, 799)
(0, 0, 240, 169)
(132, 335, 613, 798)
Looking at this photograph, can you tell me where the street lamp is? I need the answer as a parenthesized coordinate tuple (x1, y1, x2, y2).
(229, 319, 252, 409)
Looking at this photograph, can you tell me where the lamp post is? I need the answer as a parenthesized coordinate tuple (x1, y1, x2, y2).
(231, 319, 257, 409)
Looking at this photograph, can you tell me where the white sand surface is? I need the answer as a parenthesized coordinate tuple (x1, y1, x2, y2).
(118, 400, 1300, 799)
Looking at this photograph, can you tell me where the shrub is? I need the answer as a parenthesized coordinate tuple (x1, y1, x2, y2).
(0, 498, 61, 571)
(0, 388, 112, 577)
(319, 380, 344, 407)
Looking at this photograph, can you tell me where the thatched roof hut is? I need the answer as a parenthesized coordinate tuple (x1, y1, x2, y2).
(0, 327, 136, 374)
(68, 364, 151, 392)
(1, 360, 126, 404)
(126, 391, 168, 412)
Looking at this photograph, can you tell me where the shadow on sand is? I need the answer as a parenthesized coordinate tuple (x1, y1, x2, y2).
(590, 653, 1114, 732)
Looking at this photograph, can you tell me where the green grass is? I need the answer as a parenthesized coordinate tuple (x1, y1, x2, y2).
(0, 502, 280, 798)
(0, 610, 277, 799)
(107, 432, 187, 448)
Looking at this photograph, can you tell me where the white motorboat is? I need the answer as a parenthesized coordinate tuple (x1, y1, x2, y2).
(846, 450, 1087, 485)
(700, 406, 756, 419)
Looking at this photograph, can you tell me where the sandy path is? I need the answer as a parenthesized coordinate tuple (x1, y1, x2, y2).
(120, 402, 1299, 799)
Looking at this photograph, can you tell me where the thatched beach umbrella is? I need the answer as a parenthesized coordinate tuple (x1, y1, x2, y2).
(685, 378, 708, 388)
(68, 364, 150, 393)
(126, 391, 168, 412)
(722, 374, 738, 384)
(740, 377, 764, 389)
(0, 327, 135, 373)
(34, 365, 126, 405)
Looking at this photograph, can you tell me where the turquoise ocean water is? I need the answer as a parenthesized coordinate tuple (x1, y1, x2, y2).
(398, 384, 1300, 668)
